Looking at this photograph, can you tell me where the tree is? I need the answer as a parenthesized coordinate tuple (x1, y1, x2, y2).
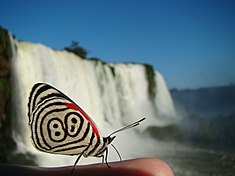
(64, 41, 88, 59)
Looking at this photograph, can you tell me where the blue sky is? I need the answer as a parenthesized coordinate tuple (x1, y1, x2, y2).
(1, 0, 235, 89)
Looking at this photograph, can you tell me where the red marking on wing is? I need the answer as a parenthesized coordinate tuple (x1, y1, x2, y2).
(65, 103, 100, 138)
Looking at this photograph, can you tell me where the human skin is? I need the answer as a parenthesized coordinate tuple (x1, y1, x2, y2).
(0, 158, 174, 176)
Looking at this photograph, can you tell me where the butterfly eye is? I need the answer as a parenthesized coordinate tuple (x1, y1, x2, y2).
(48, 118, 66, 142)
(65, 112, 83, 137)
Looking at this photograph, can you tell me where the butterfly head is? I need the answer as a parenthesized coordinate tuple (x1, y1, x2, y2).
(107, 136, 116, 144)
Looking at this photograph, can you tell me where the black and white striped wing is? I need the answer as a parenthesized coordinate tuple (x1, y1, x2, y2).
(28, 83, 101, 155)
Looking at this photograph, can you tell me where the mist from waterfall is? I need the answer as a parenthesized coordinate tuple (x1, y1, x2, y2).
(11, 41, 177, 167)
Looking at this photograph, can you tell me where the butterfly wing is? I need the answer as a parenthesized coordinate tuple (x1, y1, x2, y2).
(28, 83, 101, 155)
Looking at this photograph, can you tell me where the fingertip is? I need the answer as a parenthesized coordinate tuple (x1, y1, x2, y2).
(126, 158, 174, 176)
(149, 158, 174, 176)
(52, 157, 175, 176)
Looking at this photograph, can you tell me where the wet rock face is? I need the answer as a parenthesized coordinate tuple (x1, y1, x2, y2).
(0, 27, 14, 163)
(0, 27, 36, 165)
(0, 26, 12, 77)
(0, 26, 12, 126)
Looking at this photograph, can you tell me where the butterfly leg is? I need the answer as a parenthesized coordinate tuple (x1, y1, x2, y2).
(104, 147, 111, 168)
(102, 154, 104, 164)
(71, 150, 85, 174)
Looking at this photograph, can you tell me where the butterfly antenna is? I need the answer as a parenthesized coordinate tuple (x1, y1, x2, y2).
(108, 117, 145, 137)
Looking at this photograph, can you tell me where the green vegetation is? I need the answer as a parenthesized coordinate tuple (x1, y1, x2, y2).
(110, 65, 115, 77)
(90, 57, 102, 62)
(0, 26, 13, 59)
(64, 41, 88, 59)
(90, 57, 116, 77)
(145, 64, 156, 101)
(0, 27, 7, 54)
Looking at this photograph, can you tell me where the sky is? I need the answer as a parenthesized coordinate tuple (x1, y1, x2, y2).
(1, 0, 235, 89)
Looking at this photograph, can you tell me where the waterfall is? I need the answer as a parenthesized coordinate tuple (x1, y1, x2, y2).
(11, 40, 177, 166)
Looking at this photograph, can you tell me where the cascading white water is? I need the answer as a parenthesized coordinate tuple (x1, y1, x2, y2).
(11, 40, 177, 167)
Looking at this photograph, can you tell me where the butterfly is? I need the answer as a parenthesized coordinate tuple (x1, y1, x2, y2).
(28, 83, 145, 172)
